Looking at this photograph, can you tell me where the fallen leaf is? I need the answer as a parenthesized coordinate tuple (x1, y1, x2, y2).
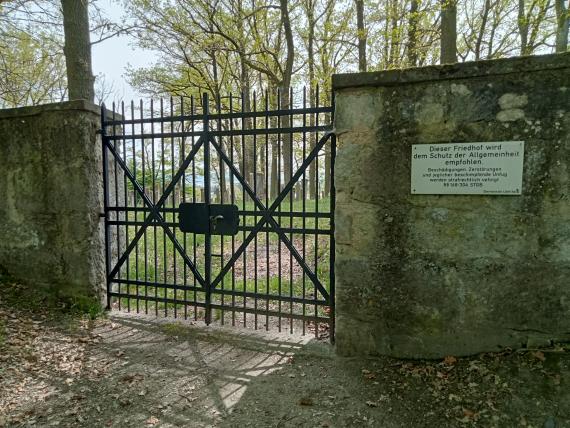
(532, 351, 545, 362)
(444, 356, 457, 365)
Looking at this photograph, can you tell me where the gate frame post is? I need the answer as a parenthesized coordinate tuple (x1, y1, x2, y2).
(100, 104, 112, 310)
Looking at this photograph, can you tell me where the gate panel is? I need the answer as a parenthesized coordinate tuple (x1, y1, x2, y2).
(101, 89, 335, 339)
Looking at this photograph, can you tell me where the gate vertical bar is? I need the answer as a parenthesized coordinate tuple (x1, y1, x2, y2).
(217, 94, 225, 325)
(100, 105, 112, 310)
(203, 93, 212, 325)
(112, 104, 120, 310)
(330, 133, 336, 343)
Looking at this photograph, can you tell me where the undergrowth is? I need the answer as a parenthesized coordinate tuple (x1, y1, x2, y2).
(0, 270, 104, 321)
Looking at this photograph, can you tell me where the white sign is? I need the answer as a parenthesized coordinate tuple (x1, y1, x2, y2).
(411, 141, 524, 195)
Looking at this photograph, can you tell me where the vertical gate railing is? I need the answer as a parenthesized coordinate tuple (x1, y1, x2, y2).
(101, 89, 335, 340)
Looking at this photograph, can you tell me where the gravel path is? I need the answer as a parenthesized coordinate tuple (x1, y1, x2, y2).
(1, 284, 569, 428)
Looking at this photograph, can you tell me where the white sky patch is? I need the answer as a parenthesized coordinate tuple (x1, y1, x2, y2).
(91, 0, 157, 103)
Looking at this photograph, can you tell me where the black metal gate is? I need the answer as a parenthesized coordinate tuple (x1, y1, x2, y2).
(101, 89, 335, 339)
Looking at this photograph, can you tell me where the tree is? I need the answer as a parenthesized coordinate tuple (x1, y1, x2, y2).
(278, 0, 295, 197)
(300, 0, 318, 198)
(408, 0, 420, 66)
(518, 0, 555, 56)
(0, 0, 66, 107)
(0, 29, 67, 107)
(110, 0, 565, 203)
(0, 0, 119, 107)
(555, 0, 569, 51)
(473, 0, 492, 60)
(355, 0, 367, 71)
(458, 0, 519, 61)
(440, 0, 458, 63)
(94, 73, 121, 106)
(356, 0, 440, 70)
(61, 0, 95, 102)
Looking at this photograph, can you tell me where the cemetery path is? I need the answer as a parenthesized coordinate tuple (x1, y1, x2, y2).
(1, 282, 569, 428)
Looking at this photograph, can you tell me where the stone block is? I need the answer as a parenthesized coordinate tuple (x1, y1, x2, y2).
(0, 101, 106, 304)
(333, 53, 570, 358)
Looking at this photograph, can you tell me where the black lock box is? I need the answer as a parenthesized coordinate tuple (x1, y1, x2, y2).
(178, 203, 239, 235)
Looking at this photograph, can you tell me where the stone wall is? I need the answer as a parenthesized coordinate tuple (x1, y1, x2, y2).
(0, 101, 105, 304)
(332, 53, 570, 358)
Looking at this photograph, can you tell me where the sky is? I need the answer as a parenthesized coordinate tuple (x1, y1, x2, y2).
(91, 0, 155, 103)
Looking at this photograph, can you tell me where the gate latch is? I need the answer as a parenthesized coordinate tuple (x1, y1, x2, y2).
(178, 203, 239, 235)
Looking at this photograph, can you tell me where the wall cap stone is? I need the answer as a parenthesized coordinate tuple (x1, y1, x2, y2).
(0, 100, 118, 120)
(332, 52, 570, 90)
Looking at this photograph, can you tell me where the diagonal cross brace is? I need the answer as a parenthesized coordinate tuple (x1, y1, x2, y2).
(104, 136, 206, 286)
(209, 132, 333, 301)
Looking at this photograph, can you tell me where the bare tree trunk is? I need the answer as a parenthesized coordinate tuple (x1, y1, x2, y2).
(241, 67, 254, 189)
(556, 0, 569, 52)
(518, 0, 530, 55)
(388, 0, 400, 67)
(475, 0, 491, 60)
(280, 87, 293, 197)
(408, 0, 419, 66)
(355, 0, 367, 71)
(304, 0, 317, 200)
(279, 0, 295, 201)
(265, 85, 278, 201)
(61, 0, 95, 102)
(259, 127, 266, 201)
(440, 0, 457, 64)
(237, 0, 255, 188)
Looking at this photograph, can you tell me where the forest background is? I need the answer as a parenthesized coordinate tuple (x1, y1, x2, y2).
(1, 0, 568, 110)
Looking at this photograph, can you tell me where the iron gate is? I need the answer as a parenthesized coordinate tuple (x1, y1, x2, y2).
(101, 89, 335, 339)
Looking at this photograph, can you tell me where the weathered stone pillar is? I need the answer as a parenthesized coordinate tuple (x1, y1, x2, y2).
(0, 101, 106, 305)
(332, 53, 570, 358)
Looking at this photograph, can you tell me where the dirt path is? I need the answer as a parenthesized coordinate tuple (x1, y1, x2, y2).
(1, 289, 569, 428)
